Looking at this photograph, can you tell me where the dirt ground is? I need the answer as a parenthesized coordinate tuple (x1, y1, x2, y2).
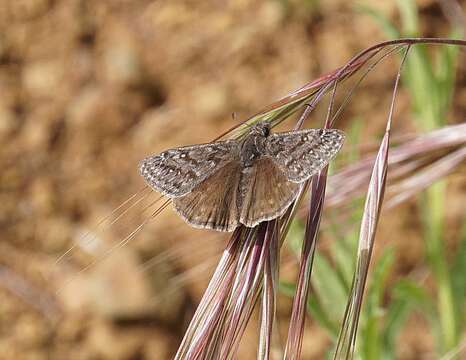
(0, 0, 465, 359)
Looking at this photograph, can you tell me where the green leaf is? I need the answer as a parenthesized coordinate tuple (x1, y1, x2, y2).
(280, 281, 340, 337)
(366, 248, 395, 306)
(435, 29, 461, 118)
(396, 0, 418, 36)
(359, 249, 395, 360)
(308, 294, 340, 337)
(383, 280, 432, 354)
(279, 281, 297, 297)
(313, 252, 349, 323)
(403, 45, 440, 129)
(451, 215, 466, 329)
(332, 231, 357, 290)
(286, 219, 305, 254)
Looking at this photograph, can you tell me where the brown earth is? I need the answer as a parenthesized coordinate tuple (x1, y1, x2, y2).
(0, 0, 465, 359)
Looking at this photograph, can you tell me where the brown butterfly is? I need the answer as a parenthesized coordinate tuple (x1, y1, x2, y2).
(139, 121, 345, 232)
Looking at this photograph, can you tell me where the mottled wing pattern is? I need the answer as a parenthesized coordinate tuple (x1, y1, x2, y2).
(172, 161, 242, 232)
(139, 140, 238, 197)
(266, 129, 345, 183)
(239, 157, 302, 228)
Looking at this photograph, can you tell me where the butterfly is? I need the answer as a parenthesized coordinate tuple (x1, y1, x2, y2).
(139, 121, 345, 232)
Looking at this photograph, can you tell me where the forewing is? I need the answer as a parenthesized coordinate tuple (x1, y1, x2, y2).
(173, 161, 241, 232)
(139, 140, 238, 197)
(239, 157, 302, 228)
(266, 128, 345, 183)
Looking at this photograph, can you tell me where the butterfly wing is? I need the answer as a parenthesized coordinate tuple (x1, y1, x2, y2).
(172, 161, 241, 232)
(266, 129, 345, 183)
(239, 157, 302, 228)
(139, 140, 238, 197)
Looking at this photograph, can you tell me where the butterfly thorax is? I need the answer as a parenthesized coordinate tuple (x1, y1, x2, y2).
(239, 122, 270, 167)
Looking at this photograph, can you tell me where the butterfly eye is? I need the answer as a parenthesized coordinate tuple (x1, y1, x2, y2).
(259, 124, 270, 137)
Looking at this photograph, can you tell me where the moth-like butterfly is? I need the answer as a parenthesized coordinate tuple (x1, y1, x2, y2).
(139, 121, 345, 231)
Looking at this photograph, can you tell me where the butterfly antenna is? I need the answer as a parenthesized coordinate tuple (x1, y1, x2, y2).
(54, 186, 151, 265)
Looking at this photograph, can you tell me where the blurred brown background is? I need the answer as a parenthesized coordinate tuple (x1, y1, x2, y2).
(0, 1, 465, 359)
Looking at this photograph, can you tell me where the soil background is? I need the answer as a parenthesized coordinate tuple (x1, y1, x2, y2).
(0, 0, 465, 359)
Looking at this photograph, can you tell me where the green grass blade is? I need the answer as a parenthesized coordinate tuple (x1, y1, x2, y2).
(435, 30, 461, 118)
(451, 215, 466, 330)
(331, 229, 358, 291)
(313, 253, 349, 322)
(396, 0, 418, 35)
(359, 249, 395, 360)
(384, 279, 436, 349)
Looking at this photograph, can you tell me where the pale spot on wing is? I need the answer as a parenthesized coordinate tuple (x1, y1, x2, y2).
(265, 128, 345, 183)
(139, 140, 239, 198)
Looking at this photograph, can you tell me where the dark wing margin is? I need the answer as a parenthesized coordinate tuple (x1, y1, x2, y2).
(239, 157, 302, 228)
(265, 128, 345, 183)
(172, 161, 241, 232)
(139, 140, 238, 198)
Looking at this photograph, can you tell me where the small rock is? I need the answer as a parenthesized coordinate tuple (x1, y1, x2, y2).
(143, 328, 176, 359)
(258, 1, 285, 30)
(29, 178, 55, 215)
(192, 82, 228, 120)
(98, 24, 142, 87)
(13, 314, 51, 349)
(86, 319, 141, 360)
(22, 61, 63, 99)
(87, 248, 154, 318)
(8, 0, 51, 20)
(0, 104, 17, 140)
(67, 86, 101, 128)
(37, 217, 73, 253)
(133, 107, 183, 149)
(20, 115, 50, 151)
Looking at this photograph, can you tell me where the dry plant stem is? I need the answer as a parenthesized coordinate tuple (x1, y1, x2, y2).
(172, 38, 465, 360)
(229, 40, 465, 143)
(386, 146, 466, 208)
(55, 186, 151, 265)
(258, 221, 279, 360)
(327, 123, 466, 208)
(0, 264, 61, 321)
(292, 39, 465, 130)
(175, 228, 244, 359)
(280, 39, 390, 360)
(219, 224, 271, 359)
(439, 338, 466, 360)
(226, 56, 370, 140)
(329, 45, 405, 125)
(55, 189, 166, 295)
(176, 225, 272, 360)
(333, 46, 411, 360)
(279, 181, 312, 244)
(284, 170, 328, 360)
(56, 198, 172, 294)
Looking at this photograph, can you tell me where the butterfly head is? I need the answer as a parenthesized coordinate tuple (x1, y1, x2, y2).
(249, 121, 271, 137)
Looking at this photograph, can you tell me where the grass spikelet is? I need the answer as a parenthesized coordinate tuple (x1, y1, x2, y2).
(333, 45, 410, 359)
